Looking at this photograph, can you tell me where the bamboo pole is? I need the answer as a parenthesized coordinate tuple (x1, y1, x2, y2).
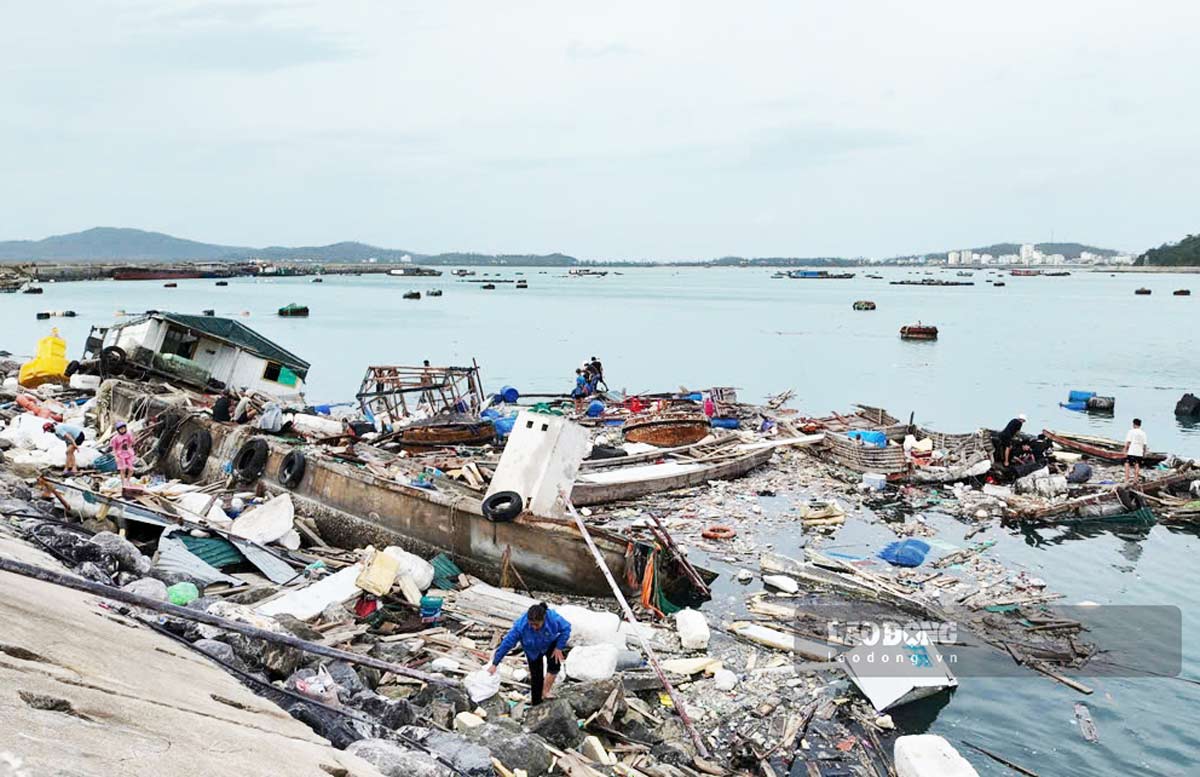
(562, 497, 709, 759)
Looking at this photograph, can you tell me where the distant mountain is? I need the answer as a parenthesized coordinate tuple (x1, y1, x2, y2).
(1137, 233, 1200, 266)
(921, 242, 1118, 261)
(0, 227, 249, 261)
(0, 227, 579, 266)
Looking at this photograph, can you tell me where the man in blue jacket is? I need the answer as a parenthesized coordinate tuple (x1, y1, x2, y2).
(488, 602, 571, 705)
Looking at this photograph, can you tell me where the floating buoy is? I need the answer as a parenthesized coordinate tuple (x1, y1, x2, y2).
(701, 525, 737, 540)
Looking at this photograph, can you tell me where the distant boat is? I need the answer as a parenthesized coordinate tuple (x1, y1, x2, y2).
(427, 289, 443, 297)
(568, 269, 608, 277)
(1173, 289, 1191, 296)
(389, 266, 442, 277)
(516, 280, 528, 289)
(22, 286, 44, 294)
(163, 282, 178, 288)
(1134, 288, 1152, 296)
(900, 323, 938, 341)
(1011, 269, 1041, 277)
(452, 269, 476, 277)
(312, 277, 323, 283)
(215, 280, 228, 287)
(278, 303, 309, 317)
(403, 290, 421, 300)
(787, 270, 855, 280)
(992, 281, 1006, 287)
(481, 283, 496, 290)
(852, 300, 876, 311)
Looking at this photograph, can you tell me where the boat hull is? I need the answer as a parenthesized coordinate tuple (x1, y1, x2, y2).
(397, 419, 496, 450)
(623, 417, 711, 447)
(572, 447, 774, 506)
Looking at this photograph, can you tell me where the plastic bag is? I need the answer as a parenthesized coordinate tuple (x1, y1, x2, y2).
(464, 668, 502, 703)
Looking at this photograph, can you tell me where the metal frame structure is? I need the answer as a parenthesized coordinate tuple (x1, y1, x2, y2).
(356, 360, 486, 423)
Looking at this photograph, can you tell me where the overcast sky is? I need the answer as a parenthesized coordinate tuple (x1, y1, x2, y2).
(2, 1, 1197, 259)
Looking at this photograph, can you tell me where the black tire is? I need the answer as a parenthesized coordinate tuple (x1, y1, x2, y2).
(178, 429, 213, 477)
(278, 449, 306, 489)
(100, 346, 126, 372)
(64, 360, 80, 377)
(234, 438, 270, 482)
(482, 491, 523, 522)
(153, 413, 182, 458)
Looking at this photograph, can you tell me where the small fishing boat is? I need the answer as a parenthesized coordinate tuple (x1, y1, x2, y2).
(481, 283, 496, 290)
(900, 323, 938, 340)
(403, 290, 421, 300)
(1042, 428, 1167, 465)
(572, 446, 776, 506)
(1174, 289, 1191, 296)
(215, 281, 228, 287)
(394, 417, 496, 451)
(163, 282, 178, 288)
(277, 303, 309, 318)
(427, 289, 443, 297)
(852, 300, 876, 311)
(516, 280, 528, 289)
(623, 413, 712, 448)
(22, 286, 44, 294)
(1134, 287, 1152, 295)
(312, 277, 323, 283)
(992, 281, 1006, 287)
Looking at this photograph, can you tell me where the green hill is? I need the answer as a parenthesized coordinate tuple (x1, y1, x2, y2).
(1138, 234, 1200, 266)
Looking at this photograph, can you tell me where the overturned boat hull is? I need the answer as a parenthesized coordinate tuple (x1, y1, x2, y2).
(572, 447, 775, 506)
(623, 415, 712, 448)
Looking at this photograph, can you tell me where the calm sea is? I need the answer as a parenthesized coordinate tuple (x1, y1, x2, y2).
(5, 267, 1199, 774)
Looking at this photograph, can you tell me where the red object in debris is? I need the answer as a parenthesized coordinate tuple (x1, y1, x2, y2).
(354, 596, 379, 618)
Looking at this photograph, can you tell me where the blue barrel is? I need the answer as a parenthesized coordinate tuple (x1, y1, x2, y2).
(710, 417, 740, 429)
(1059, 401, 1088, 412)
(1068, 390, 1096, 403)
(494, 415, 517, 436)
(586, 399, 605, 417)
(500, 386, 520, 403)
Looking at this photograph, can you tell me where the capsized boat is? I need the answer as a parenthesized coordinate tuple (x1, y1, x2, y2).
(1042, 428, 1167, 465)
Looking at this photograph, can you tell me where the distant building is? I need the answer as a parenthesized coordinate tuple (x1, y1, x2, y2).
(1019, 244, 1036, 262)
(947, 251, 960, 265)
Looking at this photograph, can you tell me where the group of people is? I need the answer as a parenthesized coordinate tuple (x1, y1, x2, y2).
(44, 418, 137, 486)
(996, 413, 1150, 484)
(571, 356, 605, 410)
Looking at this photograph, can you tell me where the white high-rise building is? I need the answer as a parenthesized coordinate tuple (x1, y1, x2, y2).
(948, 251, 960, 265)
(1019, 244, 1036, 262)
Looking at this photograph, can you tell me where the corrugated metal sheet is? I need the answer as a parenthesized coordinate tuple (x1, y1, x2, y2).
(179, 534, 246, 569)
(230, 538, 297, 585)
(155, 529, 242, 587)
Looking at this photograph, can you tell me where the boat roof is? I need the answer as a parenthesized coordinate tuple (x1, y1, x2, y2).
(124, 311, 310, 376)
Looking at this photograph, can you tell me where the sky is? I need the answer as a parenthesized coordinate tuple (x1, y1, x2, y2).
(1, 0, 1197, 260)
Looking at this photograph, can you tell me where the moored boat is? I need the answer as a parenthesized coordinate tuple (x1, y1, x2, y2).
(1134, 287, 1152, 295)
(215, 280, 229, 287)
(403, 290, 421, 300)
(900, 323, 938, 340)
(481, 283, 496, 290)
(572, 446, 776, 506)
(278, 303, 309, 317)
(312, 277, 323, 283)
(1174, 289, 1190, 296)
(22, 286, 44, 294)
(427, 289, 443, 297)
(163, 282, 177, 288)
(852, 300, 876, 311)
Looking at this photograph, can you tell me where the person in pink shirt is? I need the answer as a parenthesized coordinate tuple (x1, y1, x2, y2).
(110, 419, 137, 486)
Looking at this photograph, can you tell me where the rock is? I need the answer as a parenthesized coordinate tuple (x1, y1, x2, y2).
(121, 577, 168, 601)
(369, 641, 415, 664)
(454, 711, 485, 730)
(274, 613, 326, 641)
(523, 698, 583, 749)
(348, 691, 417, 730)
(225, 585, 280, 606)
(222, 633, 301, 679)
(557, 678, 624, 718)
(714, 669, 738, 691)
(320, 601, 355, 625)
(76, 561, 114, 585)
(345, 738, 452, 777)
(325, 660, 366, 700)
(193, 638, 247, 671)
(186, 595, 221, 611)
(89, 531, 152, 575)
(431, 657, 459, 672)
(651, 717, 697, 766)
(396, 727, 493, 777)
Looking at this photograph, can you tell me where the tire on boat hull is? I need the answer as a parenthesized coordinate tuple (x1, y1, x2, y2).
(482, 491, 523, 522)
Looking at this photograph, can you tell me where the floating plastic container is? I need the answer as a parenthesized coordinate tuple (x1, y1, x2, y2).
(862, 472, 887, 491)
(1059, 401, 1088, 412)
(878, 539, 931, 568)
(493, 415, 517, 437)
(499, 386, 520, 403)
(710, 417, 740, 430)
(18, 329, 68, 388)
(1068, 390, 1096, 403)
(420, 595, 444, 623)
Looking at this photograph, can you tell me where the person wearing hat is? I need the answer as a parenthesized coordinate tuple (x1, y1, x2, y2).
(997, 413, 1027, 467)
(44, 421, 85, 475)
(110, 419, 137, 486)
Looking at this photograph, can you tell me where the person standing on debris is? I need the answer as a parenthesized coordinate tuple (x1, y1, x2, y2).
(1124, 418, 1149, 484)
(572, 368, 590, 412)
(110, 420, 137, 486)
(589, 356, 605, 390)
(44, 421, 85, 475)
(997, 413, 1026, 466)
(488, 602, 571, 705)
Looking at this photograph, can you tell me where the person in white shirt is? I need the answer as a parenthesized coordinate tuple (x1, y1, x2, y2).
(1124, 418, 1148, 484)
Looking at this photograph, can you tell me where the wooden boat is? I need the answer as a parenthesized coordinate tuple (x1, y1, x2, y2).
(395, 417, 495, 451)
(1042, 429, 1167, 465)
(1174, 289, 1191, 296)
(900, 323, 938, 340)
(572, 446, 775, 506)
(427, 289, 443, 297)
(788, 270, 856, 280)
(992, 281, 1006, 287)
(312, 277, 323, 283)
(1134, 288, 1152, 295)
(481, 283, 496, 290)
(516, 280, 528, 289)
(853, 300, 876, 311)
(623, 413, 712, 448)
(403, 291, 421, 300)
(163, 282, 178, 288)
(22, 286, 44, 294)
(277, 303, 309, 317)
(215, 281, 228, 286)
